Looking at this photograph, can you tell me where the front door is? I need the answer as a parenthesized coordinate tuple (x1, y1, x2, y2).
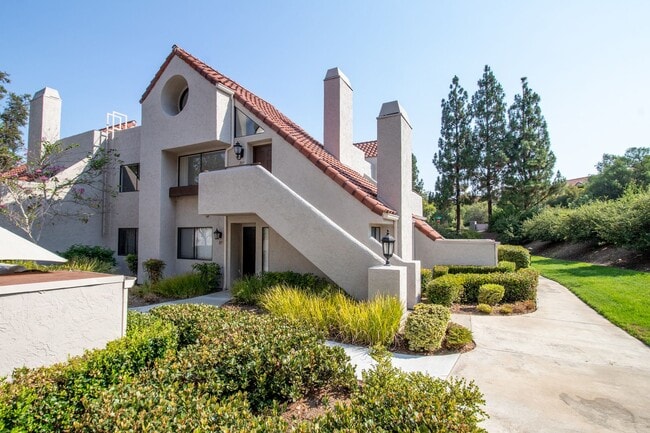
(242, 226, 256, 276)
(253, 144, 272, 172)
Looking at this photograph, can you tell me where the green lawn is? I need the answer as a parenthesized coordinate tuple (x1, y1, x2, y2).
(531, 256, 650, 345)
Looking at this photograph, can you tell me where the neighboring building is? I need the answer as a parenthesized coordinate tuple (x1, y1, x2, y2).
(566, 176, 589, 187)
(10, 45, 498, 306)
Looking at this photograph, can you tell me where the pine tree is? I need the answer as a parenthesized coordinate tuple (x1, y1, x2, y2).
(433, 76, 475, 233)
(0, 71, 30, 171)
(501, 77, 562, 212)
(470, 65, 507, 220)
(412, 153, 425, 196)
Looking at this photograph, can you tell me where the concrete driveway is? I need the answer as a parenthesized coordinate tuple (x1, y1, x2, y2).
(452, 277, 650, 433)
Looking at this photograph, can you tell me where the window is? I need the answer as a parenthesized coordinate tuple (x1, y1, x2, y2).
(178, 150, 225, 186)
(119, 164, 140, 192)
(234, 108, 265, 137)
(178, 227, 212, 260)
(370, 226, 382, 242)
(118, 228, 138, 256)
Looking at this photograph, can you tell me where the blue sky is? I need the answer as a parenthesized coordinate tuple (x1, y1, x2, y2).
(3, 0, 649, 190)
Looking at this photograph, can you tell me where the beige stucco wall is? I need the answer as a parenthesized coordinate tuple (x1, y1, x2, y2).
(0, 274, 131, 378)
(414, 231, 499, 268)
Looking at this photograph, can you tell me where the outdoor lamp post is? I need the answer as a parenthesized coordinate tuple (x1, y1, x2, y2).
(234, 141, 245, 160)
(381, 230, 395, 265)
(214, 228, 223, 240)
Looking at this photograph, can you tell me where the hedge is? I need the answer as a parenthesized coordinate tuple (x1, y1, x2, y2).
(404, 304, 451, 352)
(425, 269, 539, 304)
(498, 245, 531, 269)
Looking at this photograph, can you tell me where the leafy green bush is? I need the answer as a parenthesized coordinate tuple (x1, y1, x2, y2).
(58, 244, 116, 266)
(499, 304, 514, 314)
(446, 263, 515, 274)
(432, 265, 449, 278)
(52, 257, 113, 273)
(425, 274, 463, 306)
(261, 286, 403, 346)
(461, 268, 539, 303)
(125, 253, 138, 275)
(232, 271, 336, 304)
(498, 244, 530, 269)
(476, 303, 493, 314)
(478, 284, 505, 306)
(317, 357, 487, 432)
(191, 262, 221, 289)
(150, 303, 231, 347)
(421, 268, 433, 289)
(143, 258, 165, 284)
(445, 323, 473, 350)
(521, 206, 570, 242)
(490, 207, 532, 244)
(404, 303, 450, 352)
(498, 260, 516, 272)
(152, 272, 211, 299)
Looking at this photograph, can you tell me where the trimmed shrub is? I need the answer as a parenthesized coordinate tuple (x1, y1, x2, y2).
(478, 284, 505, 306)
(192, 262, 221, 289)
(499, 304, 514, 314)
(143, 258, 165, 284)
(445, 323, 473, 350)
(404, 303, 450, 352)
(446, 263, 515, 275)
(150, 303, 231, 347)
(476, 303, 493, 314)
(498, 260, 516, 272)
(58, 244, 116, 266)
(461, 268, 539, 303)
(317, 358, 487, 432)
(125, 253, 138, 275)
(498, 245, 530, 269)
(432, 265, 449, 278)
(421, 268, 433, 289)
(425, 274, 463, 306)
(232, 271, 336, 304)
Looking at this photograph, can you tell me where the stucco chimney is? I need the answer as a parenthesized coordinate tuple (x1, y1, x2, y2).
(377, 101, 413, 260)
(323, 68, 353, 163)
(28, 87, 61, 163)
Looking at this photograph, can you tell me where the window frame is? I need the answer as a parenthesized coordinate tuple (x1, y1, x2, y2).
(119, 163, 140, 193)
(177, 150, 226, 187)
(177, 227, 213, 260)
(370, 226, 382, 242)
(117, 227, 138, 256)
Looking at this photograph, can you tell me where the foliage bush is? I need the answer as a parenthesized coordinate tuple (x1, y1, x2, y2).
(125, 253, 138, 275)
(261, 286, 403, 346)
(445, 263, 516, 274)
(152, 272, 212, 299)
(499, 304, 514, 314)
(404, 303, 450, 352)
(142, 258, 165, 284)
(425, 275, 463, 306)
(478, 284, 505, 306)
(232, 271, 336, 304)
(421, 268, 433, 289)
(445, 323, 474, 350)
(490, 207, 532, 244)
(498, 244, 531, 269)
(191, 262, 221, 289)
(58, 244, 116, 266)
(498, 260, 517, 272)
(476, 303, 493, 314)
(461, 268, 539, 303)
(432, 265, 449, 278)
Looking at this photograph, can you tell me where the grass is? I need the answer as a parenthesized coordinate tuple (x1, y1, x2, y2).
(531, 255, 650, 345)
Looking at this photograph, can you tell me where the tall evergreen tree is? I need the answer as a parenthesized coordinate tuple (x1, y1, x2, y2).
(412, 153, 425, 196)
(433, 76, 475, 233)
(470, 65, 507, 220)
(501, 77, 562, 212)
(0, 71, 30, 171)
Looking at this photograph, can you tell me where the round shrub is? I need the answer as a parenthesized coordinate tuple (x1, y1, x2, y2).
(444, 323, 473, 351)
(476, 303, 492, 314)
(478, 283, 505, 306)
(432, 265, 449, 278)
(404, 303, 450, 352)
(425, 275, 463, 306)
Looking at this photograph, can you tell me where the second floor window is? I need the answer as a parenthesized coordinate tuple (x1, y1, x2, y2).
(178, 150, 225, 186)
(119, 163, 140, 192)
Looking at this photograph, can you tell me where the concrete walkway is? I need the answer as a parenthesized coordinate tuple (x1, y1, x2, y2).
(129, 291, 233, 312)
(452, 277, 650, 433)
(129, 278, 650, 432)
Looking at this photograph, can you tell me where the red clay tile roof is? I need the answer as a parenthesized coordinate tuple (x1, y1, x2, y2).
(0, 164, 30, 181)
(141, 45, 395, 216)
(98, 120, 138, 133)
(354, 140, 377, 158)
(566, 176, 589, 187)
(413, 216, 444, 241)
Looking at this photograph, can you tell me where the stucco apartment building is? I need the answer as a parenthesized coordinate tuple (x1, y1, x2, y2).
(18, 46, 497, 306)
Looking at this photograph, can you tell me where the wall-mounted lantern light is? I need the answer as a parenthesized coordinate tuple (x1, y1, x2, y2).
(234, 141, 245, 160)
(214, 228, 223, 240)
(381, 230, 395, 266)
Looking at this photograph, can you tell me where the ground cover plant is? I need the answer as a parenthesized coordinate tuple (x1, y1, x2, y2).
(0, 304, 488, 432)
(532, 256, 650, 344)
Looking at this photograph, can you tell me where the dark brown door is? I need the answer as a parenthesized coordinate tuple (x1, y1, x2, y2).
(253, 144, 272, 172)
(242, 226, 256, 276)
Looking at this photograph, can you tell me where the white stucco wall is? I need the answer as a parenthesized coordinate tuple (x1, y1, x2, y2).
(414, 231, 499, 268)
(0, 274, 131, 378)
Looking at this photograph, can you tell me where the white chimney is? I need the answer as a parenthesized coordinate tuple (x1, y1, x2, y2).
(323, 68, 353, 163)
(377, 101, 413, 260)
(28, 87, 61, 163)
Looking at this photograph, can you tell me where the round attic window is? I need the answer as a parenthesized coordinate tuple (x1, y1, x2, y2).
(161, 75, 189, 116)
